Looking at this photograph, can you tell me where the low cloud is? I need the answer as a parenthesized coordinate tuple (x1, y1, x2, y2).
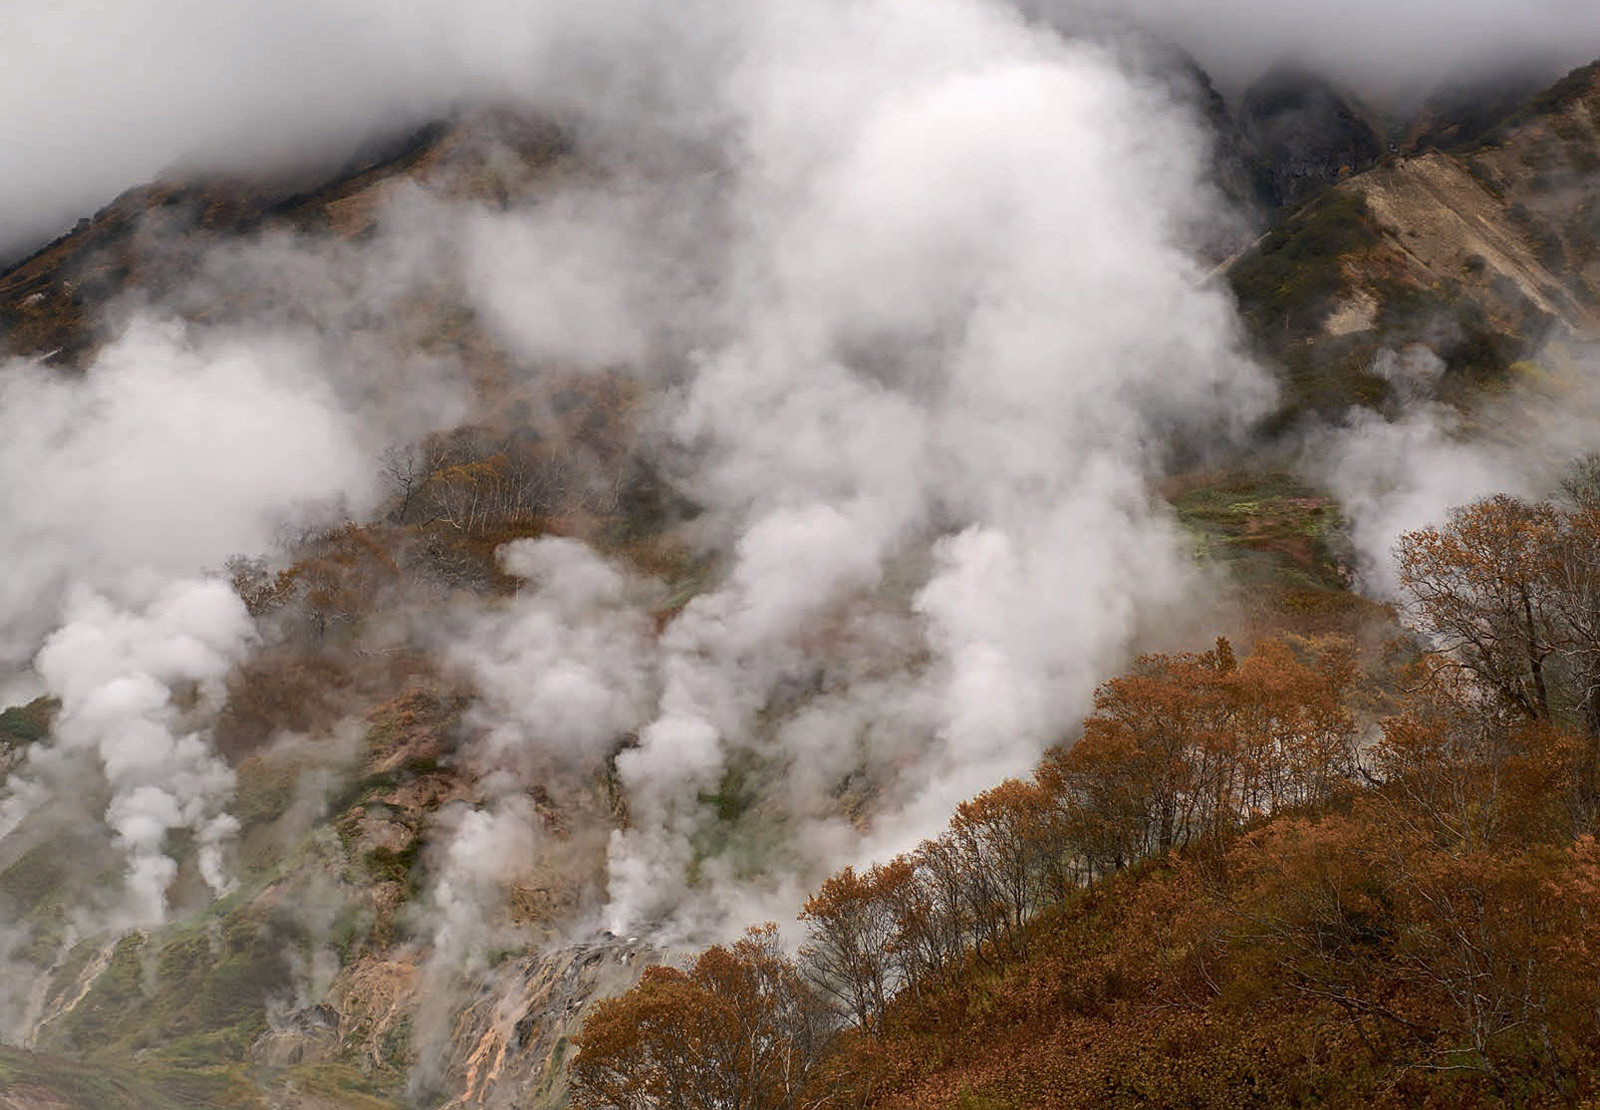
(1311, 348, 1600, 598)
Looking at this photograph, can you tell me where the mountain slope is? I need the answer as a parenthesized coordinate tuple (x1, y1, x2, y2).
(1229, 60, 1600, 418)
(1, 53, 1598, 1110)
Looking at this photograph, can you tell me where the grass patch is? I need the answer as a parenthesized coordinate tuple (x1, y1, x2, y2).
(1169, 470, 1351, 594)
(0, 1044, 169, 1109)
(277, 1060, 400, 1107)
(50, 905, 299, 1064)
(231, 756, 300, 830)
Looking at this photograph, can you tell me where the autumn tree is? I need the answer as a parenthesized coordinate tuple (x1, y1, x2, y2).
(402, 425, 574, 534)
(226, 553, 298, 618)
(1035, 728, 1149, 884)
(1395, 476, 1600, 819)
(1035, 636, 1356, 881)
(1544, 462, 1600, 794)
(1396, 495, 1562, 723)
(891, 841, 972, 992)
(1225, 812, 1406, 1062)
(1072, 646, 1218, 856)
(571, 925, 834, 1110)
(226, 522, 403, 641)
(285, 523, 402, 639)
(1373, 665, 1583, 849)
(799, 861, 911, 1031)
(945, 778, 1055, 957)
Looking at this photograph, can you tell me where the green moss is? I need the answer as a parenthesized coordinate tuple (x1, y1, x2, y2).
(363, 835, 422, 894)
(377, 1015, 413, 1069)
(698, 761, 760, 825)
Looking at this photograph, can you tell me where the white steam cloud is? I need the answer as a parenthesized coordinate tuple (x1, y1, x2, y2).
(27, 581, 253, 924)
(1099, 0, 1600, 95)
(452, 539, 660, 780)
(0, 319, 372, 671)
(13, 0, 1593, 1076)
(605, 24, 1272, 930)
(0, 283, 455, 928)
(1311, 347, 1600, 598)
(391, 0, 1277, 937)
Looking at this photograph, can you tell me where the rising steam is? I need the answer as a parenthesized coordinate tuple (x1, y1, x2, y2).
(0, 0, 1273, 957)
(6, 0, 1593, 1085)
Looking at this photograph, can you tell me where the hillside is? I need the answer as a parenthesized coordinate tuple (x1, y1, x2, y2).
(1, 33, 1599, 1110)
(1228, 61, 1600, 418)
(571, 485, 1600, 1109)
(0, 109, 678, 1109)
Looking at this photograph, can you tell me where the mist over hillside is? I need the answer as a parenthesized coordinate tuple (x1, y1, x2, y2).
(3, 1, 1600, 1105)
(7, 0, 1600, 259)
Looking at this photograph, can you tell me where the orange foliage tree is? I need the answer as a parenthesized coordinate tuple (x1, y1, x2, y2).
(1395, 478, 1600, 815)
(570, 925, 834, 1110)
(799, 861, 912, 1032)
(1037, 636, 1356, 872)
(571, 512, 1600, 1108)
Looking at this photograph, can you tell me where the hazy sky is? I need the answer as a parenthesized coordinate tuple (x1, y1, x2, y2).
(4, 1, 1600, 258)
(1111, 0, 1600, 91)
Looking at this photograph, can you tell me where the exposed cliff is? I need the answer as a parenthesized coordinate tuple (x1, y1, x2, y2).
(1229, 60, 1600, 418)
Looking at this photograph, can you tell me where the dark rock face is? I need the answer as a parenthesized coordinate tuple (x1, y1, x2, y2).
(1403, 72, 1548, 153)
(1240, 66, 1383, 209)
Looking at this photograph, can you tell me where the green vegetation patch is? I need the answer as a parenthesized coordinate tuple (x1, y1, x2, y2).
(1229, 190, 1381, 339)
(1270, 333, 1392, 423)
(0, 840, 73, 908)
(274, 1060, 400, 1107)
(1170, 470, 1354, 603)
(1230, 185, 1535, 426)
(51, 904, 300, 1063)
(0, 696, 58, 747)
(1464, 60, 1600, 150)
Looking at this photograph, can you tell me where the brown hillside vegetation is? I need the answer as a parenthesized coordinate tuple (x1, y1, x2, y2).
(571, 472, 1600, 1110)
